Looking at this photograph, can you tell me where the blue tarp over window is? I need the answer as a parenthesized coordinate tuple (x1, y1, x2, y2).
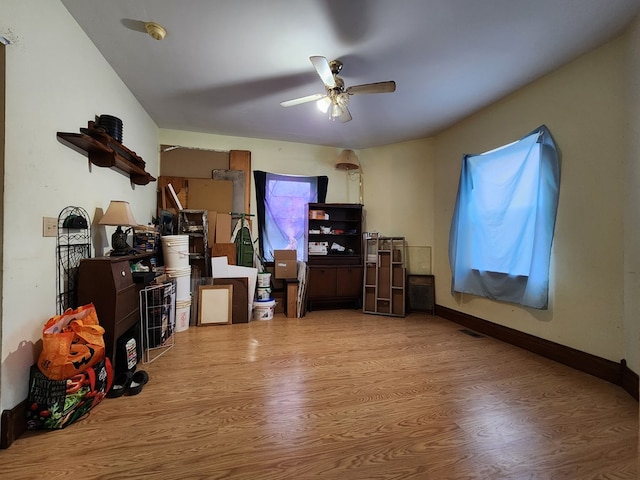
(448, 125, 560, 309)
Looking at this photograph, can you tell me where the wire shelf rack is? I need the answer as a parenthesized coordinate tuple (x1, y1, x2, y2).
(139, 281, 176, 363)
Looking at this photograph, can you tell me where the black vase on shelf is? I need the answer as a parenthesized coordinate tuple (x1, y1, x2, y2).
(98, 114, 123, 143)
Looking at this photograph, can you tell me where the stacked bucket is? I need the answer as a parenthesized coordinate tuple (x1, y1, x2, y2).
(161, 235, 191, 332)
(253, 272, 275, 320)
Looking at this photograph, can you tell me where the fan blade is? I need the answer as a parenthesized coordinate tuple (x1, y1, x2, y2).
(280, 93, 326, 108)
(346, 81, 396, 95)
(310, 56, 336, 88)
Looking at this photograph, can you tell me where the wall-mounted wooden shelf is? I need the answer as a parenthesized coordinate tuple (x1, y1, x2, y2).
(57, 121, 156, 185)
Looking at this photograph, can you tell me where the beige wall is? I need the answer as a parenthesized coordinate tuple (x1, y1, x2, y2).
(623, 16, 640, 463)
(433, 36, 628, 364)
(360, 139, 435, 244)
(624, 16, 640, 380)
(158, 133, 437, 272)
(0, 0, 159, 411)
(162, 30, 635, 371)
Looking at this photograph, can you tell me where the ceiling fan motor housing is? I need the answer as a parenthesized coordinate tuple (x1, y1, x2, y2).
(332, 76, 345, 91)
(329, 60, 343, 75)
(336, 92, 350, 107)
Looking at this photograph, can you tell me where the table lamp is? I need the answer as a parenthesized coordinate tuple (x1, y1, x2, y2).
(99, 200, 139, 256)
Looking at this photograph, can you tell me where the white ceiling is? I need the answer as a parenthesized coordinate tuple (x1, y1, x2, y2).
(60, 0, 640, 150)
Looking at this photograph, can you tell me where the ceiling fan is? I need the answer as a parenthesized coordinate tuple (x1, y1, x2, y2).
(280, 56, 396, 122)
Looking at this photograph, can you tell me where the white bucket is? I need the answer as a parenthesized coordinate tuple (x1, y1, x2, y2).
(257, 272, 271, 288)
(253, 299, 276, 321)
(166, 265, 192, 300)
(161, 235, 190, 269)
(175, 298, 192, 332)
(256, 287, 271, 301)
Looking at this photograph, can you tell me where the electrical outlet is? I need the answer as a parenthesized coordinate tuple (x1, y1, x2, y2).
(43, 217, 57, 237)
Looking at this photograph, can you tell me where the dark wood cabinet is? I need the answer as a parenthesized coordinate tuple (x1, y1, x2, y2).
(308, 267, 337, 298)
(307, 266, 364, 310)
(77, 254, 153, 371)
(336, 266, 365, 298)
(306, 203, 363, 310)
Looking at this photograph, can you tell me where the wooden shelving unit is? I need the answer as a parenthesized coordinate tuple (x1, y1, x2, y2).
(177, 209, 211, 277)
(306, 203, 363, 310)
(57, 121, 156, 185)
(363, 236, 406, 317)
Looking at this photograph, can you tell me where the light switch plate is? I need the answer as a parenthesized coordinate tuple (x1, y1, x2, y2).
(43, 217, 57, 237)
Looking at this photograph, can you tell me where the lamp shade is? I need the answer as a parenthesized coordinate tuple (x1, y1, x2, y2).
(99, 200, 138, 227)
(336, 149, 360, 170)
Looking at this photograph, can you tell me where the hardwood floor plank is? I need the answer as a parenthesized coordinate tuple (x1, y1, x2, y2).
(0, 311, 636, 479)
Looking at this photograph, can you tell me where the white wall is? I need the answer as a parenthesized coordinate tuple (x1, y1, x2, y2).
(0, 0, 159, 412)
(433, 35, 628, 365)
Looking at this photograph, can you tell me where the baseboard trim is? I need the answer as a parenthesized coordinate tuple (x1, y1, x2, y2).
(1, 399, 28, 449)
(435, 305, 639, 401)
(621, 359, 639, 401)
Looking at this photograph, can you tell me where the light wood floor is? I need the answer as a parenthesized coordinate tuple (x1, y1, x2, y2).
(2, 310, 637, 479)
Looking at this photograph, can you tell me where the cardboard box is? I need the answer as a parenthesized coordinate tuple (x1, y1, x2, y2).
(216, 212, 232, 243)
(309, 209, 325, 220)
(379, 252, 391, 267)
(378, 266, 391, 298)
(274, 250, 297, 279)
(392, 266, 405, 287)
(187, 178, 233, 213)
(207, 210, 217, 247)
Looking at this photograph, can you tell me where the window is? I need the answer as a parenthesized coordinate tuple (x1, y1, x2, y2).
(448, 125, 559, 309)
(254, 171, 328, 262)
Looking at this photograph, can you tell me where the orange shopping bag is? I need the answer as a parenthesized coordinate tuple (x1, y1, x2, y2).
(37, 303, 106, 380)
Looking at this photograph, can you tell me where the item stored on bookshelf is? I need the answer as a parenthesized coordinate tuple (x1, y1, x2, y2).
(309, 210, 327, 220)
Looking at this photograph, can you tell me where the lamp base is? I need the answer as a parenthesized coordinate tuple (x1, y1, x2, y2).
(109, 249, 131, 257)
(110, 226, 131, 256)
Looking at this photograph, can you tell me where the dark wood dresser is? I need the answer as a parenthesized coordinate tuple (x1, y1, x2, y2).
(77, 253, 152, 371)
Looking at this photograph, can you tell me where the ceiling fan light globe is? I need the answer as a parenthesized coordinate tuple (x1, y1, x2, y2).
(330, 103, 342, 118)
(316, 97, 331, 113)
